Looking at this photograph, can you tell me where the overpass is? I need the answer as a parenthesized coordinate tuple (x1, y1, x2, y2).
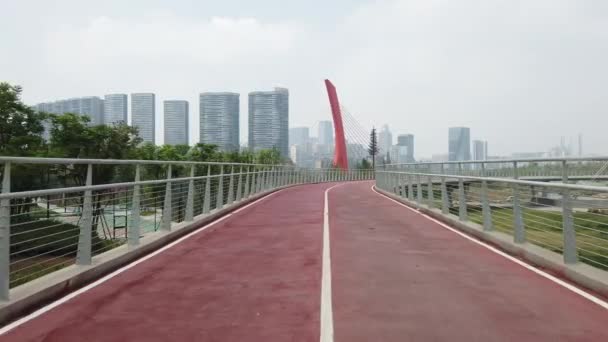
(0, 157, 607, 341)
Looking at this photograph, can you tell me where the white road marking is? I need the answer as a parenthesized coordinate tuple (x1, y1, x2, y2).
(371, 184, 608, 310)
(0, 188, 290, 335)
(320, 183, 347, 342)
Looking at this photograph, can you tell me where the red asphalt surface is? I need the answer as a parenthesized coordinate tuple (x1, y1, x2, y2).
(2, 181, 608, 341)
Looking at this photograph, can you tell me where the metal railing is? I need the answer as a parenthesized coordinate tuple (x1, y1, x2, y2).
(375, 169, 608, 272)
(0, 157, 374, 300)
(384, 157, 608, 181)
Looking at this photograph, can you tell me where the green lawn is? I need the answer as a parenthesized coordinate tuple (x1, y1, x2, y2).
(467, 207, 608, 270)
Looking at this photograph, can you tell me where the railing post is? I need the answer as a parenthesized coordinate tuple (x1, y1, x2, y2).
(440, 164, 448, 214)
(216, 165, 224, 209)
(203, 166, 211, 214)
(76, 163, 94, 265)
(407, 174, 414, 202)
(256, 168, 263, 193)
(561, 160, 569, 183)
(416, 174, 423, 204)
(427, 175, 434, 207)
(562, 188, 578, 264)
(129, 165, 141, 246)
(481, 163, 493, 231)
(236, 166, 243, 201)
(0, 162, 11, 299)
(185, 165, 195, 221)
(512, 162, 525, 243)
(458, 177, 467, 222)
(161, 164, 173, 231)
(227, 166, 235, 206)
(244, 166, 251, 198)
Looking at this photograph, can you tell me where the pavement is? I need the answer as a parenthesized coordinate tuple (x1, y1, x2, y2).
(2, 181, 607, 341)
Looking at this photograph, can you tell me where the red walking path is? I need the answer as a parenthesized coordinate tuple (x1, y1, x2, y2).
(1, 181, 608, 341)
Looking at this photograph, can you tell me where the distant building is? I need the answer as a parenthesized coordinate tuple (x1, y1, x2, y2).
(289, 127, 310, 146)
(248, 87, 289, 157)
(378, 125, 393, 159)
(448, 127, 471, 161)
(131, 93, 155, 144)
(104, 94, 128, 125)
(199, 92, 240, 151)
(164, 100, 189, 145)
(511, 152, 546, 159)
(35, 97, 104, 125)
(318, 121, 333, 145)
(396, 134, 415, 162)
(472, 140, 488, 161)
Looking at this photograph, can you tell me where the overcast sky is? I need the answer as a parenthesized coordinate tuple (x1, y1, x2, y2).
(1, 0, 607, 158)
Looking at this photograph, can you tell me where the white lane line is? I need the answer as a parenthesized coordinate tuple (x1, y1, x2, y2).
(0, 188, 291, 335)
(320, 183, 347, 342)
(371, 185, 608, 310)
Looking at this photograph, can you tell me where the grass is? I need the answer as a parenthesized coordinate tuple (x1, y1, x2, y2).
(466, 207, 608, 270)
(9, 216, 126, 288)
(398, 186, 608, 270)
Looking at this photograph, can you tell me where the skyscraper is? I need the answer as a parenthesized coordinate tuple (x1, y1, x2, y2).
(131, 93, 156, 144)
(104, 94, 128, 125)
(248, 87, 289, 157)
(35, 96, 104, 126)
(448, 127, 471, 161)
(164, 100, 189, 145)
(199, 92, 239, 151)
(378, 125, 393, 158)
(472, 140, 488, 161)
(289, 127, 310, 146)
(396, 134, 415, 162)
(318, 121, 333, 145)
(79, 97, 105, 125)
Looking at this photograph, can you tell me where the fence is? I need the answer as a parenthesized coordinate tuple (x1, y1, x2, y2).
(0, 157, 374, 300)
(375, 168, 608, 273)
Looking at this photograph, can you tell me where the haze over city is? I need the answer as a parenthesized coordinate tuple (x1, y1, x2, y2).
(2, 0, 607, 158)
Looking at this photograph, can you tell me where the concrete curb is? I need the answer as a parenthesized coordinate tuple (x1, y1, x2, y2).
(375, 187, 608, 300)
(0, 185, 295, 326)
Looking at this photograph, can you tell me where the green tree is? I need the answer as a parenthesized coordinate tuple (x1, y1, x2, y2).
(0, 82, 47, 157)
(0, 82, 49, 214)
(357, 158, 372, 170)
(256, 148, 282, 165)
(368, 127, 379, 169)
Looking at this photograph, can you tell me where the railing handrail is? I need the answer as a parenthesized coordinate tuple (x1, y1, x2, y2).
(383, 156, 608, 167)
(376, 170, 608, 192)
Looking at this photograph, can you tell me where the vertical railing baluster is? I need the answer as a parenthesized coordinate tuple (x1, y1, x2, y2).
(458, 176, 467, 222)
(236, 166, 243, 202)
(216, 165, 224, 209)
(129, 165, 141, 246)
(203, 166, 211, 214)
(512, 162, 525, 243)
(227, 166, 235, 206)
(0, 162, 11, 299)
(161, 164, 173, 231)
(562, 188, 578, 264)
(427, 175, 434, 207)
(77, 163, 94, 264)
(244, 166, 251, 199)
(185, 165, 195, 221)
(481, 162, 493, 231)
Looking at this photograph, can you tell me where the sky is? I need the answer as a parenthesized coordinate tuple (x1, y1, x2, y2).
(1, 0, 607, 158)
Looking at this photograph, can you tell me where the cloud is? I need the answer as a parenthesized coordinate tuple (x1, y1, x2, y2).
(2, 0, 608, 156)
(45, 14, 299, 70)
